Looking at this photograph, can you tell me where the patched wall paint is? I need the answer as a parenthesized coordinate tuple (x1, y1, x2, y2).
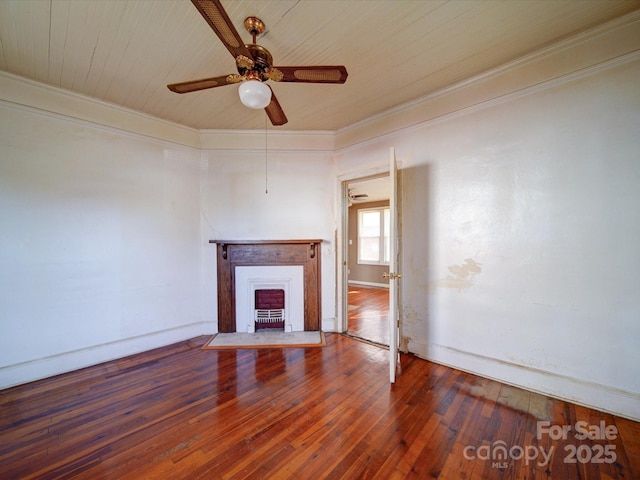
(436, 258, 482, 291)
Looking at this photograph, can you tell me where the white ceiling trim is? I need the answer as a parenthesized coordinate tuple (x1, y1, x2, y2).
(198, 129, 336, 152)
(0, 69, 202, 148)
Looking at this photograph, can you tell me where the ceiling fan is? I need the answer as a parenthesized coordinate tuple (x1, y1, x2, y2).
(167, 0, 348, 126)
(347, 188, 369, 206)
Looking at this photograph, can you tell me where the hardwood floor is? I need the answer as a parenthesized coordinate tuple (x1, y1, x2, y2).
(347, 285, 389, 345)
(1, 334, 639, 479)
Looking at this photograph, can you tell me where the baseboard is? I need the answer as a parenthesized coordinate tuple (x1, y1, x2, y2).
(322, 317, 338, 332)
(348, 281, 389, 289)
(408, 340, 640, 422)
(0, 322, 215, 390)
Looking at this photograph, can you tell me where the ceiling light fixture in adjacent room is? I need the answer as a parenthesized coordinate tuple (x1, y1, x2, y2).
(348, 189, 369, 201)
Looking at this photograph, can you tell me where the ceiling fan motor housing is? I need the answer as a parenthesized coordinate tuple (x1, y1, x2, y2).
(237, 44, 273, 80)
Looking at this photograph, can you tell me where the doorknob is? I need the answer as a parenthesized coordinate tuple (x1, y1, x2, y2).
(383, 272, 402, 280)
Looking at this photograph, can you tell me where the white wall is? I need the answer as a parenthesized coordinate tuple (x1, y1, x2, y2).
(334, 24, 640, 419)
(0, 100, 204, 388)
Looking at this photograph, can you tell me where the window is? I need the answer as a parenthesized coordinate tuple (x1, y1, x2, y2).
(357, 207, 390, 265)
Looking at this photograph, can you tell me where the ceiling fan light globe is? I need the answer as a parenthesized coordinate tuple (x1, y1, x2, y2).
(238, 80, 271, 109)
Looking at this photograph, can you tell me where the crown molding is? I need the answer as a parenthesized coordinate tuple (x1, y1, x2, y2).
(0, 70, 336, 152)
(0, 70, 202, 149)
(335, 10, 640, 151)
(198, 128, 336, 152)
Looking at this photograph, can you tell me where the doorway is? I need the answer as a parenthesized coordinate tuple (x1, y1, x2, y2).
(342, 175, 390, 346)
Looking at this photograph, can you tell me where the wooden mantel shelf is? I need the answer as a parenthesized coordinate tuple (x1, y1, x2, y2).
(210, 239, 323, 332)
(209, 239, 322, 244)
(210, 239, 322, 260)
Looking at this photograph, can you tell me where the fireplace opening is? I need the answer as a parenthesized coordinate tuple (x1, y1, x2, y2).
(255, 289, 285, 331)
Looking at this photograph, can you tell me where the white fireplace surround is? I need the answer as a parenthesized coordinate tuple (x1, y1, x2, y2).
(235, 265, 305, 333)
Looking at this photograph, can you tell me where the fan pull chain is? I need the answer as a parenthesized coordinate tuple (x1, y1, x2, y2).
(47, 0, 53, 79)
(264, 115, 269, 194)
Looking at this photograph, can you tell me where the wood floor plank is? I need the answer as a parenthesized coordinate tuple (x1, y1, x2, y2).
(347, 285, 389, 345)
(0, 334, 638, 479)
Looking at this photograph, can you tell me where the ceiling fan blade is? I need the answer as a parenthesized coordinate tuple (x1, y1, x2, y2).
(191, 0, 252, 59)
(167, 74, 239, 93)
(265, 87, 288, 126)
(272, 66, 348, 84)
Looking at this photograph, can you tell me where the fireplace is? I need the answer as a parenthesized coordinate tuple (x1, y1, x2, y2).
(210, 240, 322, 332)
(234, 265, 305, 333)
(255, 289, 285, 330)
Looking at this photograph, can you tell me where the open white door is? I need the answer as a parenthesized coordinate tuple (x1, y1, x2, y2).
(387, 147, 401, 383)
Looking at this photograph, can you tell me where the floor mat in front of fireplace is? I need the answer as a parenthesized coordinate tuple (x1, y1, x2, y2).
(201, 331, 326, 350)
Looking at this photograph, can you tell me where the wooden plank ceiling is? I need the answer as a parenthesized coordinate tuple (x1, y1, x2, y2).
(0, 0, 638, 131)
